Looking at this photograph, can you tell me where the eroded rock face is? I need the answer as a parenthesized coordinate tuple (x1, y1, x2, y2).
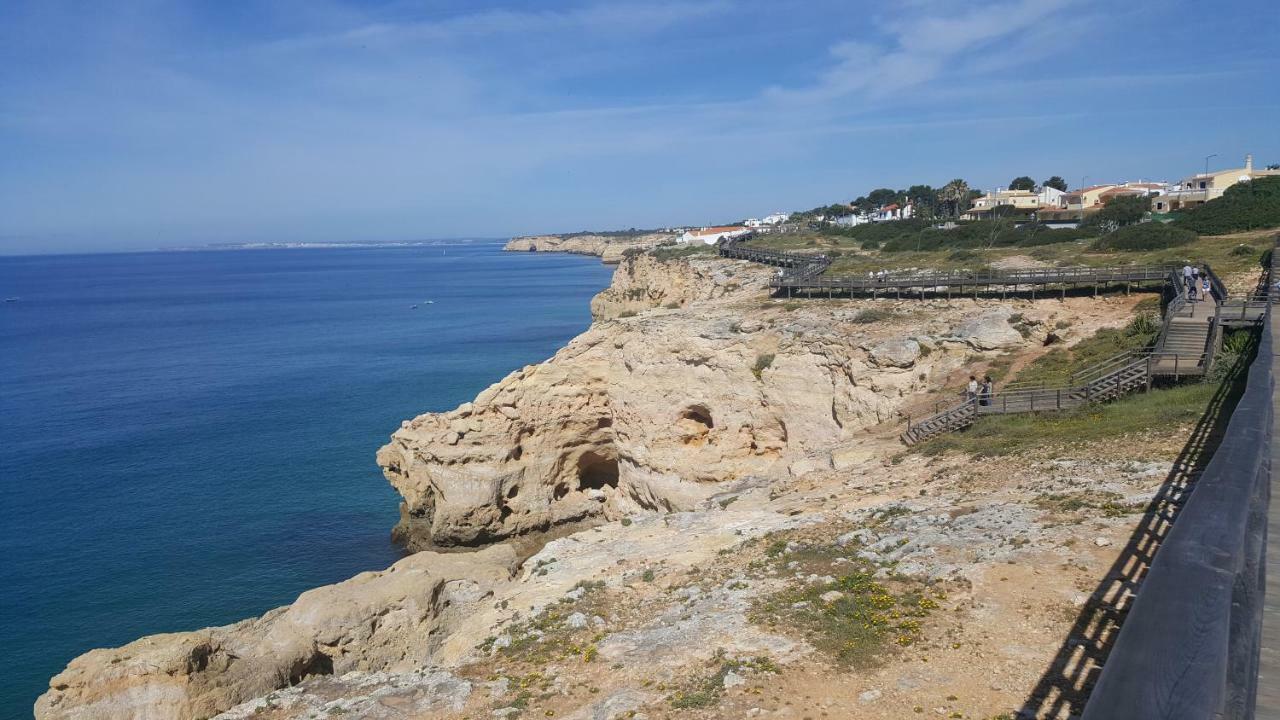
(503, 233, 675, 264)
(589, 252, 767, 319)
(35, 546, 517, 720)
(378, 255, 973, 550)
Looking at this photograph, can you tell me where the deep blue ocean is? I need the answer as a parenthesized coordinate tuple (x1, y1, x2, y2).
(0, 242, 614, 716)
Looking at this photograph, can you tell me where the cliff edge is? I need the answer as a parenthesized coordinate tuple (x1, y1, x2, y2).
(502, 233, 675, 264)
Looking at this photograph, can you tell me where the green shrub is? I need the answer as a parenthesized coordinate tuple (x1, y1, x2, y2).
(1175, 176, 1280, 235)
(1080, 194, 1150, 233)
(860, 239, 881, 250)
(853, 308, 894, 324)
(1092, 223, 1197, 251)
(751, 353, 775, 379)
(1230, 244, 1258, 257)
(1015, 223, 1095, 246)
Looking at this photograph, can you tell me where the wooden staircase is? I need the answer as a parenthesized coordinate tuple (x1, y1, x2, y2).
(901, 352, 1155, 445)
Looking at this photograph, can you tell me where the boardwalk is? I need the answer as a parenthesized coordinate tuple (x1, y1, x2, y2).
(1257, 303, 1280, 718)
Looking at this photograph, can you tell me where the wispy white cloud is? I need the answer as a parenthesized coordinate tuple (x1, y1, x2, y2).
(764, 0, 1085, 103)
(261, 0, 732, 52)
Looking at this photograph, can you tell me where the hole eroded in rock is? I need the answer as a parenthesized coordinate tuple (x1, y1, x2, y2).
(677, 405, 715, 445)
(679, 405, 714, 430)
(577, 450, 620, 491)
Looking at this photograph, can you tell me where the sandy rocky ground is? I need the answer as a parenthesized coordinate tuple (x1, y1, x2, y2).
(40, 242, 1210, 720)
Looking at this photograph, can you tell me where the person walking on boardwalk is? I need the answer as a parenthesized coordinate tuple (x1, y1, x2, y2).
(1182, 264, 1194, 295)
(979, 375, 993, 407)
(967, 375, 979, 401)
(1202, 275, 1211, 302)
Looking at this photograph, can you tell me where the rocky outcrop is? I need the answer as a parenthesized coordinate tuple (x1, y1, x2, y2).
(589, 252, 768, 320)
(503, 233, 676, 264)
(35, 546, 517, 720)
(377, 254, 982, 550)
(869, 337, 922, 368)
(947, 307, 1025, 350)
(39, 506, 808, 720)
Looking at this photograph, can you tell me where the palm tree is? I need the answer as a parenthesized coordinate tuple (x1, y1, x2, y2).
(939, 179, 971, 218)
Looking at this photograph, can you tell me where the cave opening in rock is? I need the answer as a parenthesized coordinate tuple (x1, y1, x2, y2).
(576, 450, 620, 491)
(679, 405, 714, 430)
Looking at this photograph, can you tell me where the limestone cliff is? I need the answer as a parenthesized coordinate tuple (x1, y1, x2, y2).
(502, 233, 675, 264)
(36, 546, 518, 720)
(377, 252, 974, 550)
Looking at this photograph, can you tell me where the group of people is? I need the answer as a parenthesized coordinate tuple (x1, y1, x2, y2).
(1181, 264, 1212, 302)
(967, 374, 994, 406)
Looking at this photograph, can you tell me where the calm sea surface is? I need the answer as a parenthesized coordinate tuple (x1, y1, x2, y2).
(0, 242, 614, 715)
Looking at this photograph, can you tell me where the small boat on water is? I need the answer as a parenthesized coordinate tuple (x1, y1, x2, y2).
(424, 300, 434, 304)
(410, 304, 418, 309)
(4, 297, 18, 302)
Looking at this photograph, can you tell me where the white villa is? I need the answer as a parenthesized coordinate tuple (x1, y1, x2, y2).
(678, 225, 750, 245)
(871, 203, 914, 222)
(964, 186, 1064, 219)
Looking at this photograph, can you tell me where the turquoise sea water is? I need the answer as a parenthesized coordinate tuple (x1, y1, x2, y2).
(0, 242, 615, 716)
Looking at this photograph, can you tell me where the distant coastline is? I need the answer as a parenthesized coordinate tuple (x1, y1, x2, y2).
(163, 238, 504, 252)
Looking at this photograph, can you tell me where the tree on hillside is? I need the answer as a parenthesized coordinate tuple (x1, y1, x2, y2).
(865, 188, 900, 208)
(1043, 176, 1068, 192)
(1009, 176, 1036, 191)
(1268, 163, 1280, 171)
(938, 179, 971, 218)
(905, 184, 938, 218)
(1082, 194, 1149, 234)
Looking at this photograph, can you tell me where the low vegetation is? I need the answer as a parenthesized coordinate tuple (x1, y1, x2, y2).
(750, 532, 941, 668)
(1012, 311, 1160, 387)
(478, 581, 610, 665)
(1092, 223, 1197, 252)
(651, 242, 715, 261)
(852, 308, 895, 324)
(751, 353, 775, 379)
(667, 652, 779, 709)
(1175, 176, 1280, 235)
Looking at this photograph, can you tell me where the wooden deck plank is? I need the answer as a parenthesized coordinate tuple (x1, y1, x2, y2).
(1256, 307, 1280, 719)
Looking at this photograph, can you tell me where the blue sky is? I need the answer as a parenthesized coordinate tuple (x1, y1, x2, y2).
(1, 0, 1278, 254)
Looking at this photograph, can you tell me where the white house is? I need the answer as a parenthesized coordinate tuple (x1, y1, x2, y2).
(833, 213, 871, 227)
(1037, 186, 1065, 207)
(871, 203, 913, 222)
(745, 212, 791, 228)
(678, 225, 750, 245)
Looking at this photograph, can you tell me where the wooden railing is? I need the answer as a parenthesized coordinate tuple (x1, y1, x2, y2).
(1074, 238, 1280, 720)
(1079, 306, 1271, 720)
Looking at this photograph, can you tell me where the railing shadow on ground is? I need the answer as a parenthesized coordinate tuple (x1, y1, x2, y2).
(1016, 351, 1255, 719)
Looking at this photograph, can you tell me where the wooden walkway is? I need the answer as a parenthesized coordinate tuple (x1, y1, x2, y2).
(712, 232, 1273, 444)
(1258, 303, 1280, 718)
